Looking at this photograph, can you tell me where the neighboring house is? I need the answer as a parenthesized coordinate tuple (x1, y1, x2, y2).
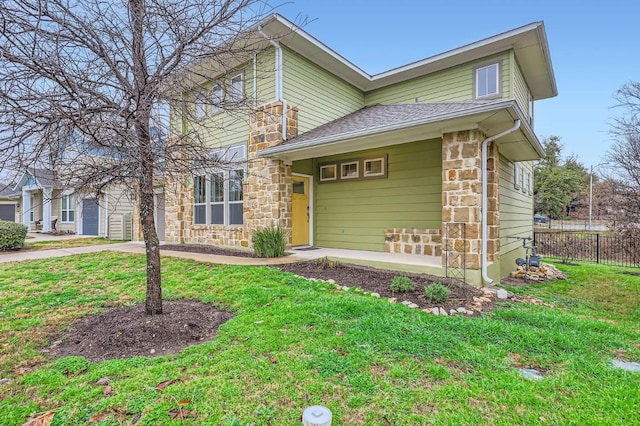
(0, 183, 21, 222)
(13, 168, 135, 239)
(165, 14, 557, 285)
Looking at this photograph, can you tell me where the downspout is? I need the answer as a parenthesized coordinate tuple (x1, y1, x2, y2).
(253, 53, 258, 108)
(481, 119, 521, 285)
(258, 26, 287, 141)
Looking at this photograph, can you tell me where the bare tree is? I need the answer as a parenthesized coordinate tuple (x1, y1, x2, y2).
(606, 81, 640, 239)
(0, 0, 275, 314)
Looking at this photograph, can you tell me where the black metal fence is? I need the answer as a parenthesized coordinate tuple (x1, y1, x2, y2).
(534, 232, 640, 268)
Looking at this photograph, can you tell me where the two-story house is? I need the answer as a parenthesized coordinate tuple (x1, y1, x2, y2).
(164, 14, 557, 285)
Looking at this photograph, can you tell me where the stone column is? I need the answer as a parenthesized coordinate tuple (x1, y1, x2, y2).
(441, 129, 499, 269)
(163, 177, 189, 244)
(244, 101, 298, 246)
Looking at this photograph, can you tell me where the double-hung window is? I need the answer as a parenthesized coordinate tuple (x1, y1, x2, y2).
(474, 62, 501, 99)
(211, 84, 224, 115)
(194, 91, 206, 120)
(61, 194, 75, 222)
(193, 143, 246, 226)
(229, 73, 244, 104)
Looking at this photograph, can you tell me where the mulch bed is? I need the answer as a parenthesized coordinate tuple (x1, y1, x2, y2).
(46, 300, 233, 362)
(277, 259, 495, 314)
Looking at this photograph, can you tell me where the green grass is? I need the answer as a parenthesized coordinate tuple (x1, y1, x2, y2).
(0, 253, 639, 425)
(19, 237, 125, 251)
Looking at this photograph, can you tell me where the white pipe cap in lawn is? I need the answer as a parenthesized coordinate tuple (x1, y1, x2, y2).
(302, 405, 332, 426)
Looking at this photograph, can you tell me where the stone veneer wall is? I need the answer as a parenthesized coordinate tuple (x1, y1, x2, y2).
(163, 101, 298, 248)
(384, 228, 442, 256)
(243, 101, 298, 246)
(441, 129, 500, 269)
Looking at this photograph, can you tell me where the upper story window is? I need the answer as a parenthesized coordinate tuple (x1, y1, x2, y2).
(229, 73, 244, 103)
(474, 62, 501, 99)
(194, 91, 206, 120)
(211, 84, 224, 115)
(528, 93, 534, 126)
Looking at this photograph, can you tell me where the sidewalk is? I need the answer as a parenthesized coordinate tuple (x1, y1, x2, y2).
(1, 242, 442, 273)
(0, 242, 310, 266)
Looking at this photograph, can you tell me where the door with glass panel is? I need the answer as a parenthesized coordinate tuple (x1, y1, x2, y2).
(292, 175, 310, 246)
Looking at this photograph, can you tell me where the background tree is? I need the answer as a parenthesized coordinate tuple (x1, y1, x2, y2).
(534, 136, 589, 218)
(0, 0, 276, 314)
(605, 81, 640, 238)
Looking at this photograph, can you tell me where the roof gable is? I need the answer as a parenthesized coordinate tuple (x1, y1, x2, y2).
(257, 15, 556, 100)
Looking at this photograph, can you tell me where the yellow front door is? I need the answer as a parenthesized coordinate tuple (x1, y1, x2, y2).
(292, 175, 310, 246)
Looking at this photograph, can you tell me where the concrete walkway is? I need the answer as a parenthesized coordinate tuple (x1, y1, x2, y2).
(0, 241, 443, 272)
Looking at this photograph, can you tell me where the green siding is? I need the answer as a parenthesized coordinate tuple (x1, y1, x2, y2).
(283, 47, 364, 133)
(499, 155, 534, 276)
(365, 52, 512, 105)
(183, 48, 276, 149)
(292, 159, 313, 175)
(512, 52, 531, 119)
(313, 139, 442, 251)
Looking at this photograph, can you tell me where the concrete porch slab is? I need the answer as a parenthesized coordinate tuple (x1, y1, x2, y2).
(290, 246, 445, 276)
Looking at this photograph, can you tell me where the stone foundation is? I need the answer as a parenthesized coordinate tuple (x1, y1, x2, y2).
(384, 228, 442, 256)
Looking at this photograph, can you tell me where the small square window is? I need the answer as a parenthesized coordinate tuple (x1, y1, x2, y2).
(341, 161, 359, 179)
(320, 164, 337, 181)
(475, 63, 500, 99)
(364, 158, 385, 177)
(293, 181, 305, 194)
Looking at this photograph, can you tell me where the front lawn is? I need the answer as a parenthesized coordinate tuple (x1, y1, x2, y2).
(0, 253, 638, 425)
(20, 237, 126, 252)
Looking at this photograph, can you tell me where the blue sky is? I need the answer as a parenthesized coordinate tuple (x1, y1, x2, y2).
(277, 0, 640, 169)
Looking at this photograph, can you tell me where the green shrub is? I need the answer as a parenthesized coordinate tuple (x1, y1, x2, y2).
(0, 220, 28, 251)
(424, 282, 451, 303)
(390, 275, 416, 293)
(252, 225, 287, 258)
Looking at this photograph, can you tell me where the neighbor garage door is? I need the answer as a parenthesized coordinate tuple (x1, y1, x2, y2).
(0, 204, 16, 222)
(82, 199, 99, 235)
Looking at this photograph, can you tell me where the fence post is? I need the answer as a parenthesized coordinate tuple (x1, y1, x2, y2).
(596, 233, 600, 264)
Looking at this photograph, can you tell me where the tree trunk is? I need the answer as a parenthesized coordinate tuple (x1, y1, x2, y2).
(140, 180, 162, 315)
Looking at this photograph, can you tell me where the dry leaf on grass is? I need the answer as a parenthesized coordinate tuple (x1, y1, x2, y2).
(156, 378, 179, 391)
(22, 411, 54, 426)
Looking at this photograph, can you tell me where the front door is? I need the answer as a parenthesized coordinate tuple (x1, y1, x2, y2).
(292, 175, 310, 246)
(82, 198, 99, 236)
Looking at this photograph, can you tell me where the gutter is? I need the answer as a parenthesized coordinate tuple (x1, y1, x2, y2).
(481, 119, 521, 285)
(258, 26, 287, 141)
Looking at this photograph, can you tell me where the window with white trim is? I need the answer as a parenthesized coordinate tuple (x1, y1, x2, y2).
(474, 62, 500, 99)
(211, 84, 224, 115)
(193, 143, 246, 226)
(340, 161, 359, 179)
(194, 91, 206, 120)
(528, 93, 534, 126)
(320, 165, 337, 182)
(61, 194, 75, 222)
(514, 163, 522, 190)
(229, 73, 244, 103)
(364, 157, 385, 177)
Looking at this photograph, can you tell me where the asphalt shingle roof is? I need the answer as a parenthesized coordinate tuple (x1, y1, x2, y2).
(279, 101, 502, 148)
(0, 183, 20, 198)
(27, 167, 61, 188)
